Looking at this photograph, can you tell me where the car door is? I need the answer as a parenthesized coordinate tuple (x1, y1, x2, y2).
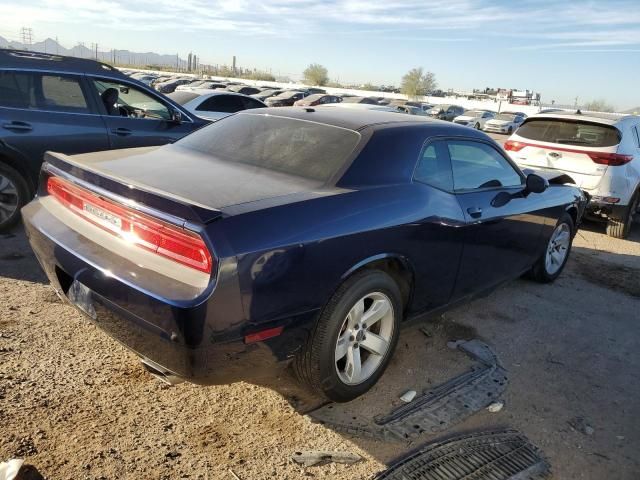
(410, 140, 466, 311)
(88, 77, 198, 149)
(0, 70, 109, 181)
(447, 138, 545, 298)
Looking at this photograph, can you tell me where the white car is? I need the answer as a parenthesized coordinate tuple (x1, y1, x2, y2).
(483, 112, 526, 134)
(505, 112, 640, 238)
(166, 90, 266, 121)
(453, 110, 495, 129)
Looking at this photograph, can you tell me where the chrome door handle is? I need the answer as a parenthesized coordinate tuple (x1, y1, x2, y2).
(110, 127, 132, 136)
(2, 121, 32, 132)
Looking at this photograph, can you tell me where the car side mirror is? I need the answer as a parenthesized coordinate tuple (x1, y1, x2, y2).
(525, 173, 548, 194)
(169, 108, 183, 123)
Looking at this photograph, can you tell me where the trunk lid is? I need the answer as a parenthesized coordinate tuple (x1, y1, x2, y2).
(45, 144, 324, 221)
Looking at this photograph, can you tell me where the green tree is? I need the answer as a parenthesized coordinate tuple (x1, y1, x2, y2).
(401, 67, 437, 99)
(583, 99, 615, 113)
(303, 63, 329, 86)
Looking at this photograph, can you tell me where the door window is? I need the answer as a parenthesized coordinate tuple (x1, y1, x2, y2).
(414, 141, 453, 191)
(196, 95, 245, 113)
(241, 97, 266, 110)
(447, 140, 522, 190)
(0, 71, 88, 112)
(92, 79, 171, 120)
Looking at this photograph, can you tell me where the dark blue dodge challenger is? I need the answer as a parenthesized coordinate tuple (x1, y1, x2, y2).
(23, 108, 586, 401)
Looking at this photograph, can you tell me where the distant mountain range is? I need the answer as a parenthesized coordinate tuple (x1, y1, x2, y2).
(0, 36, 190, 68)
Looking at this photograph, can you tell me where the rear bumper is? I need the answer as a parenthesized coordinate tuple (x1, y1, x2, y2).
(22, 198, 315, 385)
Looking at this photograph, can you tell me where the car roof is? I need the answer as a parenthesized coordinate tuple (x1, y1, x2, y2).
(242, 106, 468, 131)
(530, 111, 638, 125)
(188, 89, 261, 100)
(0, 49, 125, 77)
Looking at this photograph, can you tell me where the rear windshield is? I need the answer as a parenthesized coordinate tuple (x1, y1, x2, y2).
(517, 118, 621, 147)
(167, 91, 199, 105)
(177, 113, 361, 182)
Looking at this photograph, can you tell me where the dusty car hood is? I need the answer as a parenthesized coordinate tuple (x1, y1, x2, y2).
(62, 145, 329, 211)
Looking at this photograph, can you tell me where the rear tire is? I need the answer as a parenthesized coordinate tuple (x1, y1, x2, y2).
(606, 190, 639, 239)
(474, 123, 480, 129)
(530, 213, 574, 283)
(295, 270, 402, 402)
(0, 163, 30, 232)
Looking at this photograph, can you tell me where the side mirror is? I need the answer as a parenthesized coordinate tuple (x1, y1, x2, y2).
(169, 108, 183, 123)
(525, 173, 548, 194)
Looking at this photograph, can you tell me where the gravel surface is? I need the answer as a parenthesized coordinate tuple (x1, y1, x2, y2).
(1, 220, 639, 479)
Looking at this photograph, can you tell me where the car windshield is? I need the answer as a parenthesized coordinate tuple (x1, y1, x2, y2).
(177, 113, 361, 182)
(495, 114, 516, 121)
(516, 118, 622, 147)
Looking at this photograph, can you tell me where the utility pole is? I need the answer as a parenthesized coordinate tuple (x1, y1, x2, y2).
(55, 36, 59, 54)
(90, 43, 98, 60)
(20, 27, 33, 50)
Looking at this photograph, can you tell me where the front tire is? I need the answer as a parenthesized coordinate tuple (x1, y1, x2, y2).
(295, 270, 402, 402)
(474, 123, 480, 129)
(0, 163, 31, 232)
(606, 190, 639, 239)
(530, 213, 574, 283)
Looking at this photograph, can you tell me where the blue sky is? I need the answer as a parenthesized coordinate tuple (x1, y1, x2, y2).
(2, 0, 639, 109)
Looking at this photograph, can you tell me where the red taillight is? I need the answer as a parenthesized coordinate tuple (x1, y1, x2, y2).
(503, 140, 633, 166)
(504, 140, 526, 152)
(46, 176, 213, 274)
(586, 152, 633, 166)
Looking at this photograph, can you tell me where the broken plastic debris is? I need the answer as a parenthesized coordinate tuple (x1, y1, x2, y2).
(400, 390, 417, 403)
(291, 451, 361, 467)
(0, 459, 24, 480)
(487, 401, 504, 413)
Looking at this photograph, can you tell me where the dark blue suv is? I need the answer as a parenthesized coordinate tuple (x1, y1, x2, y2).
(0, 49, 208, 230)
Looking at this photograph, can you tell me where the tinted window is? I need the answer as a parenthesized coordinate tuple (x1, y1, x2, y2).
(93, 79, 170, 120)
(197, 95, 245, 113)
(448, 140, 522, 190)
(0, 72, 88, 112)
(517, 118, 621, 147)
(178, 114, 361, 182)
(414, 141, 453, 191)
(241, 97, 266, 110)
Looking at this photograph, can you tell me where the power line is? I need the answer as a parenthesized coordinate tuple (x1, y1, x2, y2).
(19, 27, 33, 49)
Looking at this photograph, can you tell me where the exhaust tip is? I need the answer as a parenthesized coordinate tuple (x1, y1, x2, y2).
(141, 358, 184, 386)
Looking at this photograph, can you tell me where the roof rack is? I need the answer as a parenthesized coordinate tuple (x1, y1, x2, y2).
(0, 49, 120, 75)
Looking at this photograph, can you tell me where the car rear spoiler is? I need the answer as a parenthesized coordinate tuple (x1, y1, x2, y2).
(41, 151, 223, 225)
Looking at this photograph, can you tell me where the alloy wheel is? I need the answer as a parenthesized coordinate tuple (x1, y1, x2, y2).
(545, 223, 571, 275)
(335, 292, 394, 385)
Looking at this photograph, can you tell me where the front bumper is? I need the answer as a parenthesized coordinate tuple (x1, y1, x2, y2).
(22, 198, 313, 385)
(483, 125, 509, 133)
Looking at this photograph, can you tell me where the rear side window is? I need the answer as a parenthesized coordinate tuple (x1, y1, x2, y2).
(448, 140, 522, 190)
(197, 95, 245, 113)
(0, 71, 88, 112)
(414, 141, 453, 191)
(517, 118, 621, 147)
(178, 113, 361, 182)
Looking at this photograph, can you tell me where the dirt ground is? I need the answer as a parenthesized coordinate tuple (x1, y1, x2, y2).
(1, 219, 639, 480)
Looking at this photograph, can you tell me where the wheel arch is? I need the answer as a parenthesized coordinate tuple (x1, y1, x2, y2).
(339, 253, 415, 318)
(0, 148, 36, 195)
